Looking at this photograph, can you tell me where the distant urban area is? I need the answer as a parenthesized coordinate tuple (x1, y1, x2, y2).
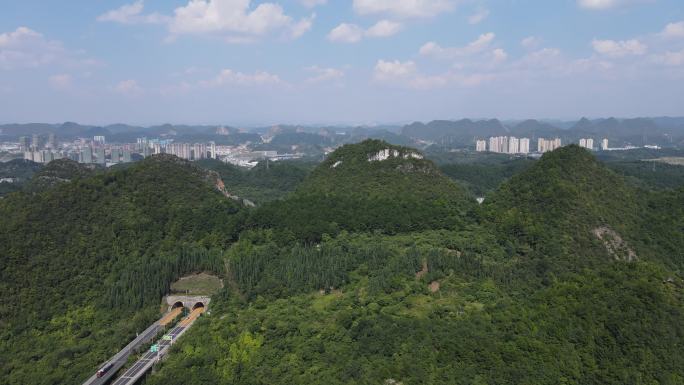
(0, 117, 681, 169)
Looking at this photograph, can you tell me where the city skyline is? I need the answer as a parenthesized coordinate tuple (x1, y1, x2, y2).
(0, 0, 683, 125)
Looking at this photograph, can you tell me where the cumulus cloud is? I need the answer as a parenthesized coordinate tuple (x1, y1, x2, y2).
(300, 0, 327, 7)
(49, 74, 72, 89)
(366, 20, 402, 38)
(328, 20, 401, 43)
(373, 59, 493, 89)
(468, 8, 489, 25)
(200, 68, 282, 87)
(419, 33, 495, 58)
(592, 39, 647, 57)
(374, 60, 417, 81)
(328, 23, 364, 43)
(0, 27, 94, 70)
(97, 1, 169, 24)
(577, 0, 654, 10)
(492, 48, 508, 63)
(114, 79, 143, 95)
(353, 0, 455, 18)
(305, 66, 344, 83)
(652, 49, 684, 66)
(660, 21, 684, 39)
(521, 36, 543, 50)
(169, 0, 313, 41)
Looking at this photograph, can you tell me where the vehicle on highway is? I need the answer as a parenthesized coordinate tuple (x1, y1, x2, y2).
(96, 363, 114, 378)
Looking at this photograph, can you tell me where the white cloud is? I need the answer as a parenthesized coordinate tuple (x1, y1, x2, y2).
(49, 74, 72, 89)
(653, 49, 684, 66)
(374, 60, 417, 81)
(328, 20, 401, 43)
(516, 48, 563, 68)
(366, 20, 402, 38)
(420, 33, 495, 58)
(0, 27, 94, 70)
(468, 33, 496, 52)
(290, 14, 315, 39)
(521, 36, 542, 50)
(373, 59, 492, 89)
(492, 48, 508, 63)
(114, 79, 143, 95)
(300, 0, 327, 7)
(353, 0, 455, 18)
(305, 66, 344, 83)
(468, 8, 489, 25)
(328, 23, 364, 43)
(660, 21, 684, 39)
(169, 0, 313, 41)
(97, 1, 169, 24)
(200, 68, 282, 87)
(592, 39, 647, 57)
(577, 0, 654, 10)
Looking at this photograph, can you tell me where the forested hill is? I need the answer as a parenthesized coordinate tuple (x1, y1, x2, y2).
(0, 155, 244, 384)
(484, 145, 684, 269)
(3, 145, 684, 385)
(147, 145, 684, 385)
(247, 139, 475, 241)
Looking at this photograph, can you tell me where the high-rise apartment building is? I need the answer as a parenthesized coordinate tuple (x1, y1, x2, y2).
(519, 138, 530, 154)
(93, 136, 106, 146)
(47, 133, 56, 149)
(81, 146, 93, 164)
(579, 138, 594, 150)
(111, 148, 121, 163)
(31, 134, 40, 151)
(538, 138, 562, 153)
(481, 136, 530, 154)
(123, 150, 132, 163)
(601, 138, 609, 150)
(508, 137, 520, 154)
(19, 136, 30, 151)
(96, 147, 106, 164)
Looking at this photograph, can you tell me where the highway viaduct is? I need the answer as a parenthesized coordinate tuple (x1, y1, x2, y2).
(81, 296, 208, 385)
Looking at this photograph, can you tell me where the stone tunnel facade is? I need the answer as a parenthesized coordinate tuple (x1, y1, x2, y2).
(166, 295, 210, 311)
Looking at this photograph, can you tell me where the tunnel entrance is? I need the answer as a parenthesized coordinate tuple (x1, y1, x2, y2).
(192, 302, 205, 310)
(172, 301, 184, 309)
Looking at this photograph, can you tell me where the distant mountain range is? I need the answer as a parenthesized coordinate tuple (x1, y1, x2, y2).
(1, 117, 683, 148)
(402, 117, 684, 147)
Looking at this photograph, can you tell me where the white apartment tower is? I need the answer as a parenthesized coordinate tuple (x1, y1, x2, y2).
(508, 137, 520, 154)
(579, 138, 594, 150)
(538, 138, 562, 153)
(476, 140, 487, 152)
(519, 138, 530, 154)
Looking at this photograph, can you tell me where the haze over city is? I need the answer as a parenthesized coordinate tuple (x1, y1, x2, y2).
(1, 0, 683, 125)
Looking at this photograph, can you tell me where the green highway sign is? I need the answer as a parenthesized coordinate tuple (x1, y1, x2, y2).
(150, 344, 159, 352)
(163, 335, 173, 341)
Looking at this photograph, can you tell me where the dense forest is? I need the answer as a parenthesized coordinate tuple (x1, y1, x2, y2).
(1, 141, 684, 384)
(0, 155, 243, 384)
(196, 158, 316, 204)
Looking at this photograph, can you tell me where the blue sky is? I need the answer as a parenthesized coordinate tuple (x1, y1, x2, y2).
(0, 0, 683, 125)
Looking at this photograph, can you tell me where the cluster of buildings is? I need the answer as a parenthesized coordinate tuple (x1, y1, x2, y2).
(18, 134, 301, 169)
(21, 134, 134, 165)
(476, 136, 532, 154)
(476, 136, 612, 154)
(536, 138, 563, 153)
(137, 138, 217, 161)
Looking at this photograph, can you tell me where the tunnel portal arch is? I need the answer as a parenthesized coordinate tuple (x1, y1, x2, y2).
(166, 295, 210, 311)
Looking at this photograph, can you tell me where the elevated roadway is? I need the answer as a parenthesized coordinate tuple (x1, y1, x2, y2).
(111, 306, 205, 385)
(81, 307, 182, 385)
